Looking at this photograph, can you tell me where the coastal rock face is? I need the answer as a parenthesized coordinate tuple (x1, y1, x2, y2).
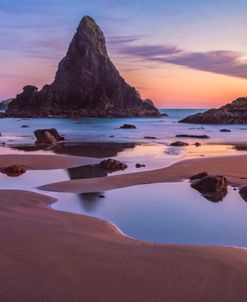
(180, 98, 247, 124)
(7, 16, 160, 118)
(0, 98, 14, 110)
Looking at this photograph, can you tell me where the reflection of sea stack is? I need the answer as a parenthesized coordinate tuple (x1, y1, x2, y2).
(7, 16, 160, 118)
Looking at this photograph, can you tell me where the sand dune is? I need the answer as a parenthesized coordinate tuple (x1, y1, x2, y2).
(1, 189, 247, 302)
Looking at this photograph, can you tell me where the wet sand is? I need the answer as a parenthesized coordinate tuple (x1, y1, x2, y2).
(1, 189, 247, 302)
(41, 154, 247, 193)
(0, 154, 98, 170)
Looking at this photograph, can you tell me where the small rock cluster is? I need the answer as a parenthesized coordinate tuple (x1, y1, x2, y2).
(99, 158, 127, 172)
(0, 165, 27, 177)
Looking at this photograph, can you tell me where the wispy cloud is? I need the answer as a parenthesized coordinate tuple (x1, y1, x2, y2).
(112, 36, 247, 79)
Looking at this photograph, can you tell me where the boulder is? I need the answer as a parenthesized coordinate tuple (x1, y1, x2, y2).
(7, 17, 160, 118)
(34, 128, 64, 145)
(99, 158, 127, 172)
(176, 134, 209, 139)
(136, 163, 146, 168)
(170, 141, 189, 147)
(0, 165, 27, 177)
(120, 124, 136, 129)
(180, 97, 247, 124)
(194, 142, 201, 147)
(191, 175, 228, 202)
(144, 136, 157, 139)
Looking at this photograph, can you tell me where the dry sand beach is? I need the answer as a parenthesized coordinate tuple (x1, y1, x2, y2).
(1, 153, 247, 301)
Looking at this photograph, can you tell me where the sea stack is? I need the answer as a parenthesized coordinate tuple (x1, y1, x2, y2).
(180, 97, 247, 124)
(7, 16, 160, 118)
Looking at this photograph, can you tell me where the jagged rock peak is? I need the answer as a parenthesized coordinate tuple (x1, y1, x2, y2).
(6, 16, 160, 118)
(73, 16, 107, 56)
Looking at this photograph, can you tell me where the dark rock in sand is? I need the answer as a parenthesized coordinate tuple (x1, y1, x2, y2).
(99, 158, 127, 172)
(7, 16, 160, 118)
(144, 136, 157, 139)
(176, 134, 209, 139)
(194, 142, 201, 147)
(120, 124, 136, 129)
(190, 172, 208, 181)
(135, 163, 146, 168)
(180, 97, 247, 124)
(239, 186, 247, 202)
(34, 128, 64, 145)
(0, 164, 27, 177)
(191, 175, 228, 202)
(21, 125, 29, 128)
(220, 129, 231, 132)
(235, 145, 247, 151)
(170, 141, 189, 147)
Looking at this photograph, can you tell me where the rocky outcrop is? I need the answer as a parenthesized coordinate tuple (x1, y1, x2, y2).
(176, 134, 209, 139)
(190, 173, 228, 202)
(120, 124, 136, 129)
(34, 128, 64, 145)
(170, 141, 188, 147)
(180, 98, 247, 124)
(0, 98, 14, 110)
(7, 16, 160, 118)
(0, 165, 27, 177)
(98, 158, 127, 172)
(220, 129, 231, 132)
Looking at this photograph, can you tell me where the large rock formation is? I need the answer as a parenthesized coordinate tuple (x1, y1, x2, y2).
(180, 98, 247, 124)
(7, 16, 160, 118)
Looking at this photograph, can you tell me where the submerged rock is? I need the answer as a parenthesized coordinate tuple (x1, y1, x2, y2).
(135, 163, 146, 168)
(0, 165, 27, 177)
(176, 134, 209, 139)
(7, 16, 160, 118)
(220, 129, 231, 132)
(34, 128, 64, 145)
(144, 136, 157, 139)
(190, 174, 228, 202)
(180, 97, 247, 124)
(99, 158, 127, 172)
(120, 124, 136, 129)
(170, 141, 188, 147)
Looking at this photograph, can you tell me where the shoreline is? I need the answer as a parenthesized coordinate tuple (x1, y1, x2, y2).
(40, 153, 247, 193)
(1, 189, 247, 301)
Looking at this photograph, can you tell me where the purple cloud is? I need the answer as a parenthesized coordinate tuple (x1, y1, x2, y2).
(155, 50, 247, 79)
(119, 44, 181, 57)
(113, 37, 247, 79)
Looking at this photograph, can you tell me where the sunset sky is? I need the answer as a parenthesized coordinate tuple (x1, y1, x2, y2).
(1, 0, 247, 108)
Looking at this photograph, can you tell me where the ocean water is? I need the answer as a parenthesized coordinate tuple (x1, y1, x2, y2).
(1, 108, 247, 246)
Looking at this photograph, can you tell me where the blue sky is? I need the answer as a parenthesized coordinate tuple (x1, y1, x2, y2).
(1, 0, 247, 107)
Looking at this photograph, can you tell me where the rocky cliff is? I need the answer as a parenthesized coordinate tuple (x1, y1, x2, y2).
(7, 16, 160, 118)
(180, 97, 247, 124)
